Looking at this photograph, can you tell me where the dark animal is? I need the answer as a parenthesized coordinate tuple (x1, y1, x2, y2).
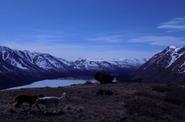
(14, 94, 44, 110)
(96, 90, 114, 96)
(94, 71, 114, 84)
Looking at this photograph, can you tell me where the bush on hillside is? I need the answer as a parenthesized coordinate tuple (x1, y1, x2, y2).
(94, 71, 113, 84)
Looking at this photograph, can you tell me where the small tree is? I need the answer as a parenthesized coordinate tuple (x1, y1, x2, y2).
(94, 71, 113, 84)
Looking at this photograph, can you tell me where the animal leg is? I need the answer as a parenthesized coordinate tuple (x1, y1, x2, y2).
(54, 103, 58, 113)
(28, 104, 32, 111)
(35, 103, 42, 112)
(14, 103, 20, 108)
(15, 100, 23, 108)
(44, 104, 50, 113)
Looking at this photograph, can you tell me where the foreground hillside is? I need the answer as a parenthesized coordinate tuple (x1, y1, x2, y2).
(1, 83, 185, 122)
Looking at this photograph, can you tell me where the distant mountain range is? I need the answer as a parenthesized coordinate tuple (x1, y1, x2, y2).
(133, 45, 185, 84)
(0, 46, 146, 89)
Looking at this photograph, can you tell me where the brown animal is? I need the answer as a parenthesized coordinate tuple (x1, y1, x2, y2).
(14, 94, 44, 110)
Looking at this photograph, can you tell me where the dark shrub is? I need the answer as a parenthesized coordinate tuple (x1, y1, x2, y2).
(94, 71, 113, 84)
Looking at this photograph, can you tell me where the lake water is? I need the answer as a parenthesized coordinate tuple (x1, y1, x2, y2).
(8, 79, 97, 90)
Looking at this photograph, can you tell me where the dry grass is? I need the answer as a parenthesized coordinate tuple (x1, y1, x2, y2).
(0, 83, 185, 122)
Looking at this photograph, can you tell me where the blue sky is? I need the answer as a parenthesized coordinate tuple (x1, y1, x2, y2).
(0, 0, 185, 60)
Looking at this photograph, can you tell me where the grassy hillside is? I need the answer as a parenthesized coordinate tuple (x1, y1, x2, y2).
(0, 83, 185, 122)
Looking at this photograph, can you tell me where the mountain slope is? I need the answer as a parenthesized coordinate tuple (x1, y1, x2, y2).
(0, 46, 145, 89)
(133, 45, 185, 83)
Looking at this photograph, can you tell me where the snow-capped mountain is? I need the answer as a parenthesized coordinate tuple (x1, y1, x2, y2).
(0, 45, 145, 89)
(71, 58, 145, 71)
(133, 45, 185, 84)
(0, 46, 145, 72)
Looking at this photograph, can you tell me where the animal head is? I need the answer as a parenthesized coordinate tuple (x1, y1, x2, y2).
(38, 94, 45, 98)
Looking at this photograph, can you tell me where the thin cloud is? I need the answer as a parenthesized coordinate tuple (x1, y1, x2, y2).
(87, 34, 125, 43)
(31, 34, 64, 43)
(128, 36, 185, 46)
(0, 40, 151, 60)
(157, 17, 185, 31)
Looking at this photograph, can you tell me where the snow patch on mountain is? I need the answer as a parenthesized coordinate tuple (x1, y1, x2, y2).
(0, 45, 146, 73)
(137, 45, 185, 76)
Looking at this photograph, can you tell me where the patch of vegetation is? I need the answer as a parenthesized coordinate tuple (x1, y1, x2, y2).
(152, 84, 182, 93)
(134, 90, 162, 100)
(94, 71, 113, 84)
(125, 96, 185, 122)
(152, 84, 185, 107)
(164, 88, 185, 107)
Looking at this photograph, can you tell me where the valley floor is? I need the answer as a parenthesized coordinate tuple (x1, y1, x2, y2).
(0, 83, 185, 122)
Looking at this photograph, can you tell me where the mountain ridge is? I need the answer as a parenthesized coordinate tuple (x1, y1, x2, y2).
(133, 45, 185, 84)
(0, 45, 145, 89)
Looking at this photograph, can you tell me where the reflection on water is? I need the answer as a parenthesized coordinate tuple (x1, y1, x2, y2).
(9, 79, 96, 90)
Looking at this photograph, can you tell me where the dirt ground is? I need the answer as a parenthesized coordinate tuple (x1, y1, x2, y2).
(0, 83, 185, 122)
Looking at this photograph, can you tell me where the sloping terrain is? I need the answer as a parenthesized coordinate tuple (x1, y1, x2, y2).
(0, 46, 145, 89)
(0, 83, 185, 122)
(133, 45, 185, 84)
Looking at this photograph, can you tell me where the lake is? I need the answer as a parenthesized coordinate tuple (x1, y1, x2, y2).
(8, 79, 97, 90)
